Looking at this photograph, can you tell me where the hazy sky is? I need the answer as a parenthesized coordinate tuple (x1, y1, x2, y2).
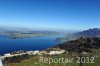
(0, 0, 100, 31)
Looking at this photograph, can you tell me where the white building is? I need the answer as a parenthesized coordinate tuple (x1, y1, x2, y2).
(33, 50, 39, 55)
(26, 51, 34, 55)
(4, 53, 11, 57)
(26, 50, 39, 55)
(48, 50, 65, 55)
(37, 51, 47, 55)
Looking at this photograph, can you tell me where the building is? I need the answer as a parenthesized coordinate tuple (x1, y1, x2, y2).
(48, 50, 65, 55)
(4, 53, 11, 57)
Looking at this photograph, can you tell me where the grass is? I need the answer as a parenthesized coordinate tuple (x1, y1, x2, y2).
(4, 53, 100, 66)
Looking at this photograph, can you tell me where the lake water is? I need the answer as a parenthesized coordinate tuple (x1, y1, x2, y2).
(0, 35, 63, 55)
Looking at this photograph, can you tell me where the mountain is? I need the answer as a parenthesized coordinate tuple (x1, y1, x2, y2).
(56, 28, 100, 42)
(54, 37, 100, 53)
(75, 28, 100, 38)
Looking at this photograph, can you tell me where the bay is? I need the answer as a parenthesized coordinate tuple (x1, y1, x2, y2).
(0, 35, 63, 55)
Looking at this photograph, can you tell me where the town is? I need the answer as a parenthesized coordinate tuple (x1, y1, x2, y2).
(0, 48, 65, 60)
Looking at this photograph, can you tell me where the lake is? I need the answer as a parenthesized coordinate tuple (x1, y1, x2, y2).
(0, 35, 63, 55)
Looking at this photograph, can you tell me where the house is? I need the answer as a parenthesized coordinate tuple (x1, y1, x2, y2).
(38, 51, 47, 55)
(4, 53, 11, 57)
(33, 50, 39, 55)
(48, 50, 65, 55)
(26, 50, 39, 55)
(26, 51, 34, 55)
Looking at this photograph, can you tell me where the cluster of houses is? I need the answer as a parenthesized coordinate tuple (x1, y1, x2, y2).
(26, 50, 65, 55)
(1, 48, 65, 59)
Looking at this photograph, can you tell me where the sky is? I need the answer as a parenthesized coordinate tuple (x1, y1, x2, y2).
(0, 0, 100, 31)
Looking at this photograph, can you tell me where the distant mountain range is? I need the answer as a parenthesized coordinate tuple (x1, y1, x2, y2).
(0, 27, 100, 40)
(54, 28, 100, 53)
(75, 28, 100, 38)
(56, 28, 100, 42)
